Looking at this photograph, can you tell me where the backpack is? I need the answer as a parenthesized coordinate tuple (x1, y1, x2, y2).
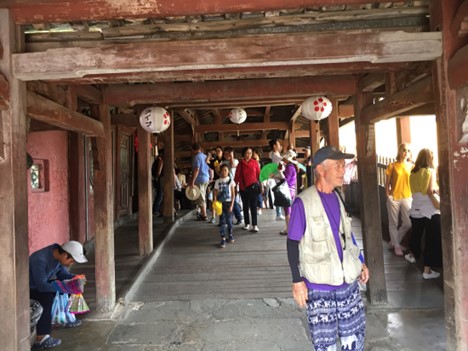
(217, 178, 231, 202)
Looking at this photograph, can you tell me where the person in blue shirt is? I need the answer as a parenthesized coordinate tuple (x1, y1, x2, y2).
(189, 142, 211, 221)
(30, 241, 87, 350)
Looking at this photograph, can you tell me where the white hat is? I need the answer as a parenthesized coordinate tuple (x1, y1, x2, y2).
(282, 150, 298, 164)
(62, 240, 88, 263)
(185, 184, 201, 201)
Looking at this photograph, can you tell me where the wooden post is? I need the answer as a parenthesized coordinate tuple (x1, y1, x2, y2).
(395, 116, 411, 145)
(309, 120, 320, 156)
(137, 122, 153, 255)
(326, 98, 340, 148)
(354, 88, 387, 305)
(92, 103, 116, 312)
(0, 9, 30, 351)
(162, 111, 175, 222)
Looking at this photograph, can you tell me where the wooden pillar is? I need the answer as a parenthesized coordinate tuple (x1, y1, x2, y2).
(0, 9, 30, 351)
(395, 116, 411, 145)
(354, 88, 387, 305)
(326, 98, 340, 148)
(162, 111, 175, 222)
(309, 120, 320, 156)
(431, 1, 468, 348)
(92, 103, 116, 312)
(137, 122, 153, 255)
(67, 88, 86, 242)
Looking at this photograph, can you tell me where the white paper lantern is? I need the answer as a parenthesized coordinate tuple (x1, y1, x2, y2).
(229, 108, 247, 124)
(301, 96, 332, 121)
(139, 107, 171, 133)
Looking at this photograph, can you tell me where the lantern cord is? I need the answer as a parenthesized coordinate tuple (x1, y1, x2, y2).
(237, 125, 240, 137)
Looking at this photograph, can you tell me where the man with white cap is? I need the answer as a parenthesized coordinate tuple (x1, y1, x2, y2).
(29, 240, 87, 350)
(286, 146, 369, 351)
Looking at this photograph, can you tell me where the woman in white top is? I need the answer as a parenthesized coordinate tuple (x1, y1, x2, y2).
(405, 148, 442, 279)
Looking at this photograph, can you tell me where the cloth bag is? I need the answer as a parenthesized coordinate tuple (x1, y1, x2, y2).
(272, 180, 292, 207)
(51, 292, 76, 326)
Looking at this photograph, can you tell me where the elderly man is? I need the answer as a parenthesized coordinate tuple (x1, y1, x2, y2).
(190, 142, 211, 221)
(286, 146, 370, 351)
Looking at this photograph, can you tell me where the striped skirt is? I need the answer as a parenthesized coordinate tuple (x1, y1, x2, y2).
(305, 281, 366, 351)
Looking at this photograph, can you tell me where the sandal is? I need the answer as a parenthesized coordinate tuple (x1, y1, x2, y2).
(32, 335, 62, 349)
(64, 319, 82, 328)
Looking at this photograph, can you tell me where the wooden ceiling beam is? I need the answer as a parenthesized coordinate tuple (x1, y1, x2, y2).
(175, 108, 196, 126)
(71, 85, 102, 104)
(360, 76, 433, 125)
(358, 73, 385, 93)
(111, 113, 136, 127)
(103, 76, 356, 107)
(27, 91, 105, 137)
(9, 0, 410, 24)
(196, 121, 288, 133)
(13, 31, 442, 81)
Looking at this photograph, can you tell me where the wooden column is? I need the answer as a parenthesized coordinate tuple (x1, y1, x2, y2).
(432, 1, 468, 348)
(162, 111, 175, 222)
(309, 120, 320, 156)
(354, 88, 387, 305)
(395, 116, 411, 145)
(67, 88, 86, 242)
(137, 123, 153, 255)
(0, 9, 30, 351)
(92, 103, 116, 312)
(326, 98, 340, 148)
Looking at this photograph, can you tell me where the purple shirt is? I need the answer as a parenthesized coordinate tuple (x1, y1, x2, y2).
(288, 191, 363, 291)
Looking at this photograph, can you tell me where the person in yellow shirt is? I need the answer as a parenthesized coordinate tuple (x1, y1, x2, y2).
(385, 143, 413, 256)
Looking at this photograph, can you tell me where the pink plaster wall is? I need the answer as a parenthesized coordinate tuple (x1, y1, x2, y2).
(27, 131, 70, 254)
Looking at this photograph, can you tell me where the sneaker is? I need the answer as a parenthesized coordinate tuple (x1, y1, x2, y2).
(64, 319, 82, 328)
(422, 270, 440, 279)
(242, 224, 251, 231)
(405, 254, 416, 264)
(227, 235, 235, 243)
(251, 225, 259, 232)
(210, 217, 216, 224)
(235, 220, 243, 225)
(276, 215, 285, 221)
(218, 239, 226, 248)
(279, 230, 288, 236)
(257, 209, 262, 215)
(32, 335, 62, 350)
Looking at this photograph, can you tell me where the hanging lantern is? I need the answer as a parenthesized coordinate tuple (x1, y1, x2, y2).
(301, 96, 332, 121)
(139, 107, 171, 133)
(229, 108, 247, 136)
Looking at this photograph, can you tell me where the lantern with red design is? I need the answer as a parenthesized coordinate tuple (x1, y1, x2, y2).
(301, 96, 332, 121)
(139, 107, 171, 133)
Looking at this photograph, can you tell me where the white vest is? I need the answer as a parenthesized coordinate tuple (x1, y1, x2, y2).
(297, 186, 362, 285)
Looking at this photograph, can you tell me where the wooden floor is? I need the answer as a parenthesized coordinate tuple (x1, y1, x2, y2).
(80, 208, 444, 311)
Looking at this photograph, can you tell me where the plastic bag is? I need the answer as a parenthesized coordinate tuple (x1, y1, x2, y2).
(272, 180, 292, 207)
(51, 292, 76, 326)
(68, 294, 90, 315)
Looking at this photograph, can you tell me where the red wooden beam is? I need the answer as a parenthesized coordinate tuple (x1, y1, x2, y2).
(104, 76, 357, 106)
(9, 0, 401, 24)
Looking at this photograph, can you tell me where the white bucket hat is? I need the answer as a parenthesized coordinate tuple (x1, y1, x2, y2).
(282, 149, 298, 164)
(62, 240, 88, 263)
(185, 184, 201, 201)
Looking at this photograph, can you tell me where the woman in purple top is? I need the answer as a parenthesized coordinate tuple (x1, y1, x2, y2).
(279, 149, 298, 235)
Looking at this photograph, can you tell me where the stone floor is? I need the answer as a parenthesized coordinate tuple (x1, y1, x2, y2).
(52, 209, 446, 351)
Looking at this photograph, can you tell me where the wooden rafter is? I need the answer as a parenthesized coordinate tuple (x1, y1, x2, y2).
(196, 121, 288, 133)
(13, 31, 442, 82)
(103, 76, 356, 107)
(27, 91, 105, 137)
(71, 84, 102, 104)
(360, 76, 433, 125)
(176, 108, 196, 126)
(359, 73, 385, 93)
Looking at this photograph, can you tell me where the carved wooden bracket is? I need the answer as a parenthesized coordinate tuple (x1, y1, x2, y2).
(0, 73, 10, 110)
(459, 93, 468, 144)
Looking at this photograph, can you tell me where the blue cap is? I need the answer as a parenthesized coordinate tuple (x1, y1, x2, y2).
(313, 146, 354, 168)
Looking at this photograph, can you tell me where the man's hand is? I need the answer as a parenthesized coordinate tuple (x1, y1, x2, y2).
(292, 281, 308, 308)
(360, 264, 369, 284)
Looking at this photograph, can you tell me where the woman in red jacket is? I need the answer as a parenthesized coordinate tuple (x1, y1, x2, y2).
(235, 147, 261, 232)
